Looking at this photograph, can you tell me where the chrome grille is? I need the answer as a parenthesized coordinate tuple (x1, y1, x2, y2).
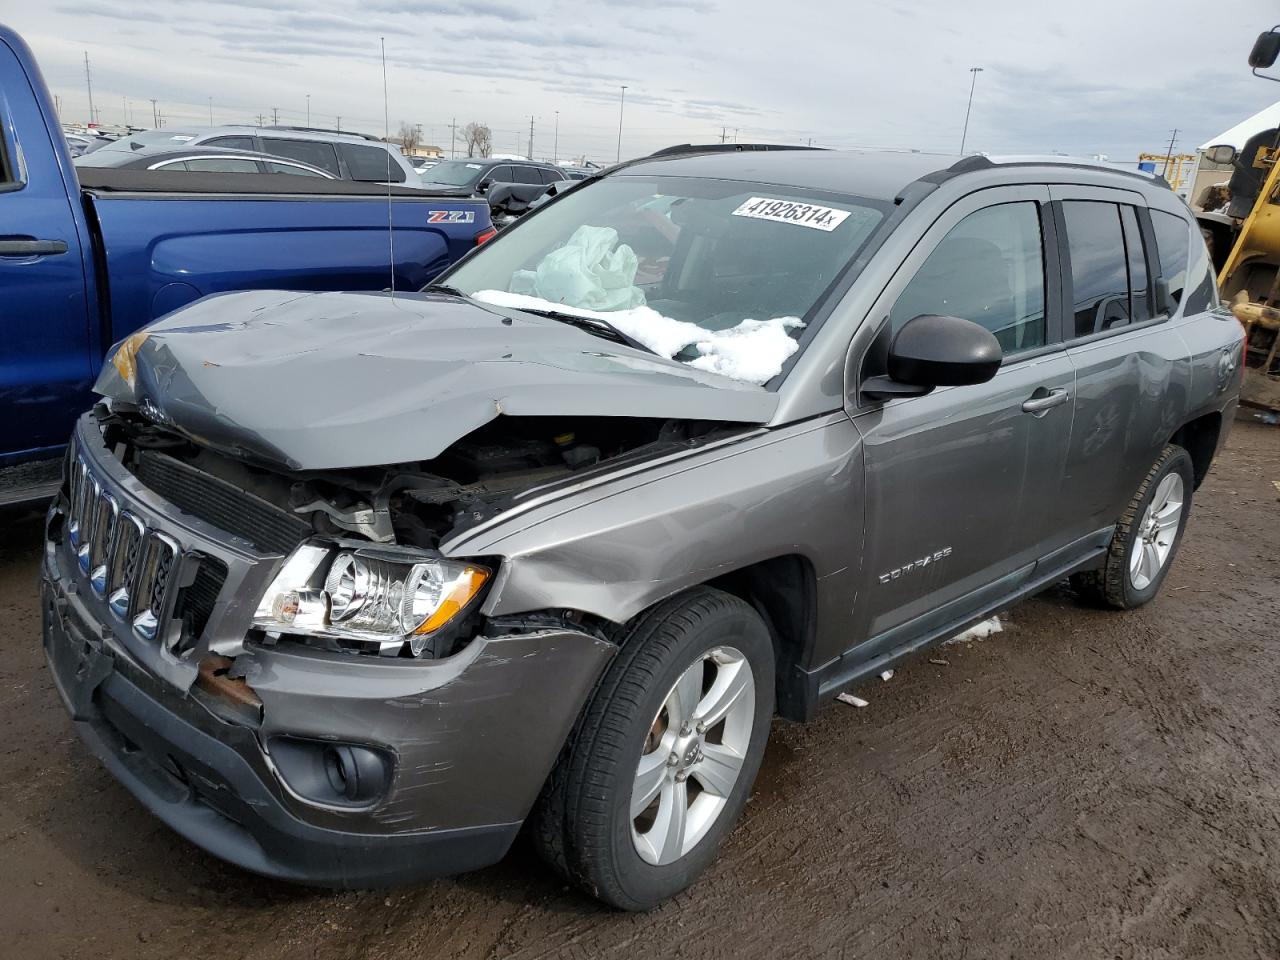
(66, 454, 202, 654)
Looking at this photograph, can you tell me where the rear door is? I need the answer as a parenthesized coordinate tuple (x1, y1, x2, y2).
(0, 40, 93, 461)
(848, 186, 1076, 649)
(1048, 187, 1189, 544)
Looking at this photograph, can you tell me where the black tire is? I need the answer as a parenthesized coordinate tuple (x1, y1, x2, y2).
(1072, 444, 1194, 609)
(529, 587, 774, 910)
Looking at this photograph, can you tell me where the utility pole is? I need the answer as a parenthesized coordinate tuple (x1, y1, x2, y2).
(306, 93, 310, 126)
(150, 98, 159, 127)
(616, 85, 628, 163)
(84, 52, 95, 127)
(415, 122, 423, 153)
(450, 116, 457, 159)
(720, 127, 727, 143)
(554, 110, 559, 164)
(208, 96, 213, 125)
(54, 94, 61, 118)
(271, 106, 279, 126)
(1162, 129, 1179, 177)
(256, 113, 265, 127)
(528, 115, 535, 160)
(960, 66, 983, 154)
(336, 116, 341, 132)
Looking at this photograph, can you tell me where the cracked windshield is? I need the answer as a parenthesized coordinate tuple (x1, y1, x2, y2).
(444, 175, 886, 383)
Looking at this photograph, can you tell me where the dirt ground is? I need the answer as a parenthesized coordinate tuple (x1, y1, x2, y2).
(2, 418, 1278, 960)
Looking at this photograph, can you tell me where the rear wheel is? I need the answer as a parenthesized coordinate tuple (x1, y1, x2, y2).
(1072, 444, 1194, 609)
(530, 587, 774, 910)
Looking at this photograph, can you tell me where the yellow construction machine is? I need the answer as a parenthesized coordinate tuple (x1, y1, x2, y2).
(1196, 25, 1280, 413)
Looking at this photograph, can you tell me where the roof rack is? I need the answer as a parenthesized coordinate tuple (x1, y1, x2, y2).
(946, 153, 1170, 188)
(263, 125, 381, 142)
(646, 142, 827, 159)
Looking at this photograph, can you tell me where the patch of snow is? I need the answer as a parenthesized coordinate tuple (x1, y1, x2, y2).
(471, 289, 802, 385)
(946, 615, 1003, 644)
(836, 692, 869, 708)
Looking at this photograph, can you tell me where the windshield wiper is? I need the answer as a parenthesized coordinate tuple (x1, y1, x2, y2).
(515, 307, 660, 357)
(422, 282, 467, 297)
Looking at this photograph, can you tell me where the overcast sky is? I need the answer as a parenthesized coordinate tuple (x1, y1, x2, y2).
(8, 0, 1279, 164)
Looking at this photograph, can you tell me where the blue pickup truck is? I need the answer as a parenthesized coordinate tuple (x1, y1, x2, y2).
(0, 25, 492, 503)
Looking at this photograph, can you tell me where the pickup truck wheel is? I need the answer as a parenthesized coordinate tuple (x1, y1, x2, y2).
(1072, 444, 1194, 609)
(529, 587, 774, 910)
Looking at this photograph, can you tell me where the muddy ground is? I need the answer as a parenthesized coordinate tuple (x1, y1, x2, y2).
(2, 418, 1278, 960)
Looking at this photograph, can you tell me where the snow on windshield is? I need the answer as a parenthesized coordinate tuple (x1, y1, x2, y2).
(471, 225, 804, 385)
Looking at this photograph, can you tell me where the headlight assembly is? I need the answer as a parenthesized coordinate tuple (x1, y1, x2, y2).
(253, 541, 490, 657)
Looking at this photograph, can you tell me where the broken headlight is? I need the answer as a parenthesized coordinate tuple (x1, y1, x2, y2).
(253, 541, 490, 657)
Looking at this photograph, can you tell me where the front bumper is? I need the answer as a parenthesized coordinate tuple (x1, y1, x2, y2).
(41, 418, 616, 887)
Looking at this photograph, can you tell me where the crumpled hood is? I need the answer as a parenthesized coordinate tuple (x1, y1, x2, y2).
(95, 290, 778, 470)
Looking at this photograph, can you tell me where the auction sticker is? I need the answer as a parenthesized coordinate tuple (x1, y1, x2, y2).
(731, 196, 852, 232)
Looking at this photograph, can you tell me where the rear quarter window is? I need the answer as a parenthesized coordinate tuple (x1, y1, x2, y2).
(260, 138, 342, 177)
(338, 143, 405, 182)
(1150, 210, 1189, 307)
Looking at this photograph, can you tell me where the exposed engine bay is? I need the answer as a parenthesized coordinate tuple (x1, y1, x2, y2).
(97, 405, 737, 551)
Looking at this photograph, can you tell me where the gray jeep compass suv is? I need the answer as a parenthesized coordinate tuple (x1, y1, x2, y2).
(41, 146, 1241, 909)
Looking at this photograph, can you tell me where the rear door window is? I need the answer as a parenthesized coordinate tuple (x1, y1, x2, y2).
(337, 143, 404, 182)
(1061, 201, 1131, 337)
(537, 167, 563, 185)
(260, 138, 341, 177)
(487, 165, 514, 183)
(511, 165, 542, 184)
(889, 201, 1047, 354)
(264, 160, 326, 177)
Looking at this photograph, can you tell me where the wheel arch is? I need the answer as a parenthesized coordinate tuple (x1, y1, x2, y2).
(704, 553, 819, 722)
(1169, 411, 1221, 489)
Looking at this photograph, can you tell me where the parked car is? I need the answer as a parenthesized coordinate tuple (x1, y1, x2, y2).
(64, 131, 114, 157)
(0, 24, 494, 504)
(75, 145, 337, 178)
(42, 142, 1238, 911)
(82, 123, 420, 185)
(418, 157, 567, 196)
(407, 155, 439, 171)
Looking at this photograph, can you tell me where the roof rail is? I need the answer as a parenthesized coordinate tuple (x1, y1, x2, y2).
(264, 125, 381, 142)
(646, 142, 827, 159)
(978, 154, 1171, 188)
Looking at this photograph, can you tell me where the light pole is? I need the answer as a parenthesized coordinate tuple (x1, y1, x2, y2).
(554, 110, 559, 165)
(306, 93, 310, 126)
(208, 96, 213, 125)
(959, 66, 983, 155)
(616, 85, 628, 163)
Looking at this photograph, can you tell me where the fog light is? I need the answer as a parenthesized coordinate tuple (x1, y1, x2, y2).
(270, 737, 391, 808)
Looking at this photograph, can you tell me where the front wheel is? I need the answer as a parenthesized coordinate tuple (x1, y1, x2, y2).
(530, 587, 774, 910)
(1072, 444, 1194, 609)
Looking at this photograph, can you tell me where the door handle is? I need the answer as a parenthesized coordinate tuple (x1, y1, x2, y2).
(0, 238, 69, 257)
(1022, 387, 1070, 413)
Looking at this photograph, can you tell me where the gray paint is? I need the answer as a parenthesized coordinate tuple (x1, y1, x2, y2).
(47, 152, 1243, 880)
(96, 289, 776, 471)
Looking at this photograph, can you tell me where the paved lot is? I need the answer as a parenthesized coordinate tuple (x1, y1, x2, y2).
(2, 418, 1278, 960)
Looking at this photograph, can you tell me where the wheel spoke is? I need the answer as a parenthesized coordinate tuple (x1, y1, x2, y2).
(693, 742, 744, 798)
(668, 661, 703, 731)
(632, 748, 668, 818)
(695, 657, 751, 728)
(1143, 541, 1161, 579)
(651, 778, 688, 863)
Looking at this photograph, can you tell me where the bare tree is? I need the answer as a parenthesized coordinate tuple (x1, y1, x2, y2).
(397, 121, 420, 155)
(464, 121, 492, 158)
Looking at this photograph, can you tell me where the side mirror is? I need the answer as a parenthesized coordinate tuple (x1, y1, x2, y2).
(863, 314, 1002, 401)
(1204, 144, 1237, 166)
(1250, 29, 1280, 69)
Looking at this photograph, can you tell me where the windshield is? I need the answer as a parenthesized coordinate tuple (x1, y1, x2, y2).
(86, 129, 200, 156)
(421, 160, 486, 186)
(443, 175, 886, 384)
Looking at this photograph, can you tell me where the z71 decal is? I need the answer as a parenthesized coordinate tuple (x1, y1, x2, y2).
(428, 210, 476, 223)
